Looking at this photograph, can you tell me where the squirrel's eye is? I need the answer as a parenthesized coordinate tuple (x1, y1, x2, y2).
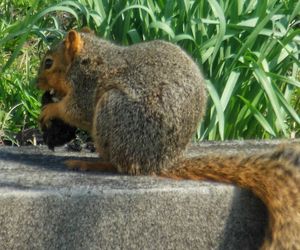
(44, 58, 53, 70)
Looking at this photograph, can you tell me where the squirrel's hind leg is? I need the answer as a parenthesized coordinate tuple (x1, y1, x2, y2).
(64, 159, 117, 172)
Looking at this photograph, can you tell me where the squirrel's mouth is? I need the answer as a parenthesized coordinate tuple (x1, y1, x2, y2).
(49, 88, 61, 103)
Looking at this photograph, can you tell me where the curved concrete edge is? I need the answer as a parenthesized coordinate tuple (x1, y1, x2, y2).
(0, 139, 298, 249)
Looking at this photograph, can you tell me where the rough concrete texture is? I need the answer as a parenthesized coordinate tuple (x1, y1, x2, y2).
(0, 139, 298, 250)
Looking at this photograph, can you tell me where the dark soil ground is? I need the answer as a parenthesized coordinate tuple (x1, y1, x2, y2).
(0, 127, 95, 153)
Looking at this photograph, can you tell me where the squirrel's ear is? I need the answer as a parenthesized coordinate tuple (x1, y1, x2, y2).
(64, 30, 83, 59)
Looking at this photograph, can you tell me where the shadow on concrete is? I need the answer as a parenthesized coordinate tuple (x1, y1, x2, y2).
(218, 189, 267, 250)
(0, 148, 99, 172)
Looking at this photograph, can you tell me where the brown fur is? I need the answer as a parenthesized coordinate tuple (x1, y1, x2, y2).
(37, 30, 300, 249)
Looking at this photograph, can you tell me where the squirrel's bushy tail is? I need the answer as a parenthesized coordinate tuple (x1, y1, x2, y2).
(161, 144, 300, 250)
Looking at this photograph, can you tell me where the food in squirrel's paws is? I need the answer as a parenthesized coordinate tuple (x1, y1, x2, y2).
(41, 91, 76, 150)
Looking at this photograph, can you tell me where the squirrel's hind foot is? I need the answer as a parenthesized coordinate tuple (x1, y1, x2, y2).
(64, 159, 117, 172)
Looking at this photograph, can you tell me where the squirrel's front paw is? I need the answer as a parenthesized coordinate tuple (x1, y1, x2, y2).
(39, 103, 59, 128)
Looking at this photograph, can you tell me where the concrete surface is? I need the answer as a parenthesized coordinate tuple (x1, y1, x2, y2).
(0, 140, 298, 250)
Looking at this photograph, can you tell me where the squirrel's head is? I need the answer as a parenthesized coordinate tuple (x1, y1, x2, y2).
(37, 30, 83, 97)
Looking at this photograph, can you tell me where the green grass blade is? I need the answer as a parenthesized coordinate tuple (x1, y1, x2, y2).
(231, 4, 282, 69)
(220, 71, 240, 110)
(275, 88, 300, 125)
(238, 95, 276, 136)
(206, 80, 225, 140)
(172, 34, 195, 43)
(149, 21, 175, 38)
(253, 66, 288, 135)
(207, 0, 226, 72)
(289, 1, 300, 23)
(110, 5, 156, 32)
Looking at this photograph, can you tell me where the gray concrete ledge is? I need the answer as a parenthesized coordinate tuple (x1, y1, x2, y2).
(0, 139, 298, 250)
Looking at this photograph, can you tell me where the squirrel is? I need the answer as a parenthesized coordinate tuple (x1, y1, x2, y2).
(37, 30, 300, 249)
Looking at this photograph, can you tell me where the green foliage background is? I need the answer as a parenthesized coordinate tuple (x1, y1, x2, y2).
(0, 0, 299, 144)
